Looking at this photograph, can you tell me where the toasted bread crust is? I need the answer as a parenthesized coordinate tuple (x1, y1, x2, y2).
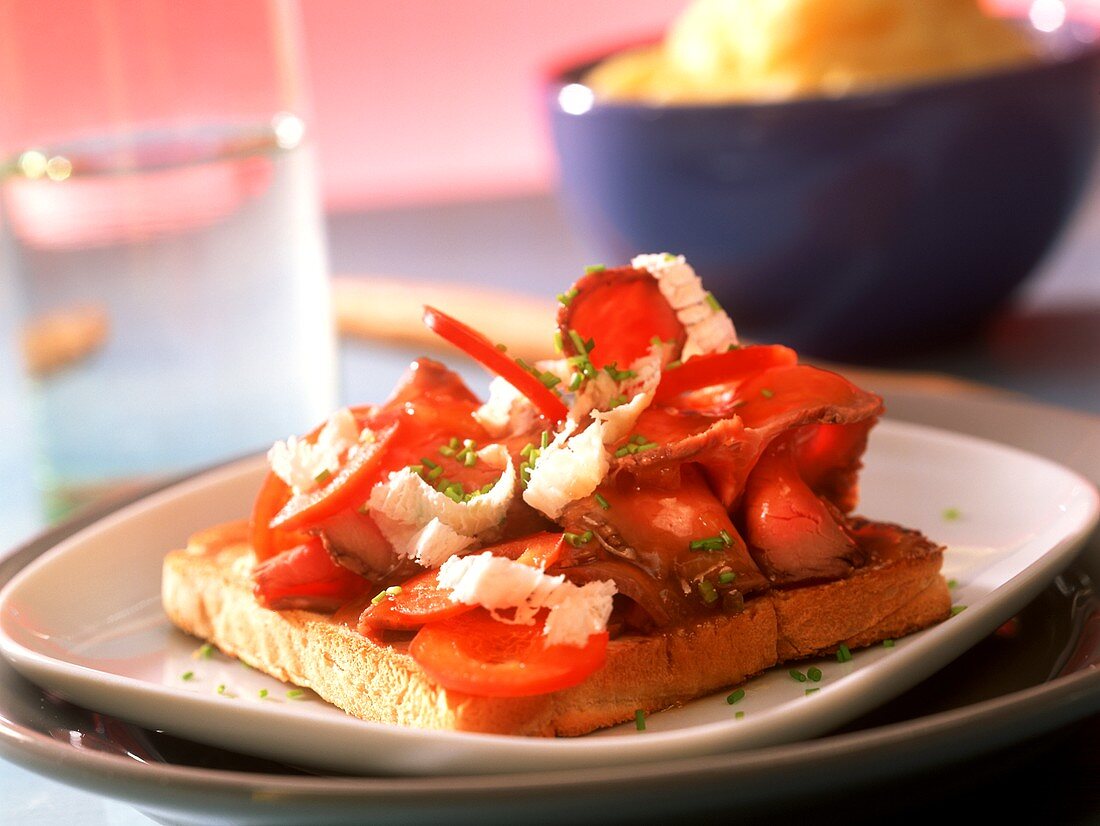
(162, 529, 949, 737)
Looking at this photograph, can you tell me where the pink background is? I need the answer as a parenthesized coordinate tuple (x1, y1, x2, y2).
(298, 0, 1097, 210)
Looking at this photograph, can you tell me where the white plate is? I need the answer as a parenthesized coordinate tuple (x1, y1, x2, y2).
(0, 420, 1096, 776)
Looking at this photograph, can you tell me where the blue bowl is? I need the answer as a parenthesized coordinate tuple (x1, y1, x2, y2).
(547, 21, 1100, 359)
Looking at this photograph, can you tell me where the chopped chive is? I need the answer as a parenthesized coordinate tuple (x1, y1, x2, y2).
(947, 578, 958, 589)
(789, 669, 807, 683)
(568, 371, 583, 391)
(427, 465, 444, 480)
(728, 343, 742, 351)
(719, 529, 732, 547)
(313, 468, 332, 485)
(608, 394, 627, 408)
(882, 639, 895, 648)
(420, 457, 438, 470)
(557, 288, 578, 306)
(197, 643, 215, 659)
(604, 363, 636, 382)
(495, 342, 508, 352)
(216, 684, 226, 695)
(464, 452, 477, 467)
(719, 571, 737, 584)
(697, 580, 719, 604)
(951, 605, 967, 616)
(760, 388, 775, 399)
(553, 331, 564, 353)
(181, 671, 194, 681)
(520, 443, 534, 458)
(663, 252, 677, 261)
(409, 464, 424, 476)
(614, 446, 631, 458)
(385, 585, 403, 596)
(585, 264, 606, 274)
(567, 329, 590, 355)
(836, 644, 853, 663)
(807, 666, 822, 682)
(286, 689, 305, 700)
(438, 444, 456, 457)
(942, 507, 961, 521)
(705, 292, 722, 312)
(725, 688, 745, 705)
(258, 689, 269, 699)
(690, 535, 728, 552)
(595, 492, 611, 510)
(664, 359, 682, 370)
(564, 531, 593, 548)
(634, 709, 646, 731)
(735, 711, 745, 720)
(805, 688, 820, 695)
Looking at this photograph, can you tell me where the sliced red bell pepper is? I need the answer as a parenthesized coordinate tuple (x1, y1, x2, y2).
(269, 422, 400, 533)
(422, 305, 568, 422)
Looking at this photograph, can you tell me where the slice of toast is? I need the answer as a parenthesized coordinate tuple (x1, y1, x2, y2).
(162, 526, 949, 737)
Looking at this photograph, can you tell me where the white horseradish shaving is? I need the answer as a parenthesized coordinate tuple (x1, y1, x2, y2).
(437, 551, 617, 647)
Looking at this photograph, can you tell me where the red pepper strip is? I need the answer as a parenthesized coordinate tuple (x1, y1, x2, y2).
(359, 532, 566, 631)
(558, 267, 686, 370)
(250, 405, 377, 561)
(410, 608, 609, 698)
(422, 305, 568, 423)
(252, 537, 371, 612)
(250, 471, 310, 562)
(269, 422, 400, 533)
(514, 532, 565, 569)
(653, 345, 798, 404)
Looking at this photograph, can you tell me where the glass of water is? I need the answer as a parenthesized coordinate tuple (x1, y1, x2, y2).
(0, 0, 337, 518)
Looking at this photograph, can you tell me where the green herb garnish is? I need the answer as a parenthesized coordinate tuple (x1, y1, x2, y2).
(726, 688, 745, 705)
(836, 644, 853, 663)
(557, 287, 578, 306)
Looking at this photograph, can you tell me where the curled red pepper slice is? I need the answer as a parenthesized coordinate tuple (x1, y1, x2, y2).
(422, 305, 568, 423)
(269, 422, 399, 533)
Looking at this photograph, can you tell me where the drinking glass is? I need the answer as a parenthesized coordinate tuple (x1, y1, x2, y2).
(0, 0, 337, 517)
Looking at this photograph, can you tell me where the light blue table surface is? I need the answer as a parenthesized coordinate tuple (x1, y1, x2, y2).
(1, 187, 1098, 825)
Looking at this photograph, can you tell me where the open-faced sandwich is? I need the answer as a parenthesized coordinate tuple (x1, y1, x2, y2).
(163, 254, 950, 736)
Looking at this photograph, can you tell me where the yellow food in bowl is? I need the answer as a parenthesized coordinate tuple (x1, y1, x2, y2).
(585, 0, 1036, 103)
